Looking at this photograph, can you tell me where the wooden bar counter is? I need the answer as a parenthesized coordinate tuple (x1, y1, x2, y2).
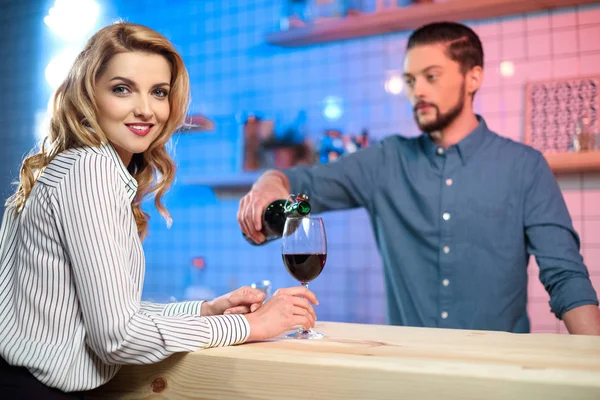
(88, 321, 600, 399)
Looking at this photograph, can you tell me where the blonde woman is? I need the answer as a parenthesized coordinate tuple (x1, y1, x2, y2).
(0, 22, 317, 398)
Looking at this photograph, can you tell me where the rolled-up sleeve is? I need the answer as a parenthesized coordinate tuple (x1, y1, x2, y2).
(524, 153, 598, 318)
(283, 142, 385, 214)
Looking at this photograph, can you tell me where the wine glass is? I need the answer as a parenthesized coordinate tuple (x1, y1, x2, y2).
(282, 216, 327, 340)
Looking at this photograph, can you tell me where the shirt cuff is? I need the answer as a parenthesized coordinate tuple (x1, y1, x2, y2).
(205, 314, 251, 347)
(549, 276, 599, 319)
(163, 301, 204, 317)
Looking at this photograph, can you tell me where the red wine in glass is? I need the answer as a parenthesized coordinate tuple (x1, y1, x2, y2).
(282, 254, 326, 283)
(282, 217, 326, 340)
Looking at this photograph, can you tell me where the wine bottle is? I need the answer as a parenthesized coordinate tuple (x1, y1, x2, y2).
(243, 193, 311, 245)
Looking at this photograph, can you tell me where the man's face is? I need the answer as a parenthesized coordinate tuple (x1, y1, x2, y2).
(403, 44, 469, 133)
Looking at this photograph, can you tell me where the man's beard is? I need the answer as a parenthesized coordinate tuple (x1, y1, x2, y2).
(413, 85, 466, 134)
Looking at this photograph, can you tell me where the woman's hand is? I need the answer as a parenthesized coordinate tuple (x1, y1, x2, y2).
(244, 287, 318, 342)
(202, 286, 265, 316)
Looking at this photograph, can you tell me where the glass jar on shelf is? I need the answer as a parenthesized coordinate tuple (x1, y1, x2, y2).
(572, 113, 595, 152)
(280, 0, 311, 30)
(308, 0, 346, 23)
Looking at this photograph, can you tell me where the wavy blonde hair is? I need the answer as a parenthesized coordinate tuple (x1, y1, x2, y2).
(7, 21, 190, 239)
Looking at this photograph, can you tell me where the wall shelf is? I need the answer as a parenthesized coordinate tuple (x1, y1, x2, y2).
(177, 151, 600, 192)
(180, 171, 263, 188)
(179, 171, 264, 199)
(175, 152, 600, 199)
(265, 0, 598, 47)
(545, 151, 600, 174)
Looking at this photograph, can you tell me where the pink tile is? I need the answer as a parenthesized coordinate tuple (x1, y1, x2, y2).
(583, 219, 600, 245)
(557, 174, 582, 191)
(583, 189, 600, 216)
(527, 31, 552, 59)
(504, 116, 523, 142)
(528, 275, 550, 301)
(531, 326, 561, 334)
(580, 53, 600, 76)
(579, 25, 600, 52)
(528, 256, 539, 273)
(559, 321, 569, 334)
(503, 87, 524, 114)
(478, 90, 502, 114)
(582, 173, 600, 190)
(473, 21, 501, 39)
(526, 12, 551, 32)
(502, 35, 527, 60)
(552, 28, 579, 55)
(583, 248, 600, 275)
(578, 5, 600, 25)
(528, 300, 558, 331)
(551, 9, 578, 28)
(483, 38, 501, 62)
(473, 95, 482, 113)
(562, 190, 583, 218)
(501, 60, 529, 85)
(484, 117, 502, 133)
(502, 116, 523, 142)
(480, 62, 501, 89)
(552, 56, 580, 79)
(502, 17, 525, 35)
(525, 59, 553, 82)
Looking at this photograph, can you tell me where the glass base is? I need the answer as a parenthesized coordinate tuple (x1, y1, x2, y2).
(286, 328, 325, 340)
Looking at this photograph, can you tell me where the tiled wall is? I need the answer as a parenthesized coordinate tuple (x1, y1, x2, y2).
(0, 1, 598, 332)
(0, 1, 43, 210)
(529, 174, 600, 333)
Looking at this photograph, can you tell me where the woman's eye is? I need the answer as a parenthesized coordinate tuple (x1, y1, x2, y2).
(112, 86, 130, 95)
(153, 88, 168, 98)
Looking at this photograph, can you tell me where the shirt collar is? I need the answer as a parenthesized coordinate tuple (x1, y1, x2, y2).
(93, 142, 138, 202)
(420, 115, 489, 166)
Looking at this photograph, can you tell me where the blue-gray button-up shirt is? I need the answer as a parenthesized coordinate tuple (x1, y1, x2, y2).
(283, 116, 598, 332)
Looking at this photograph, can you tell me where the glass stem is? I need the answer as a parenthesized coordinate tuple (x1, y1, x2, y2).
(301, 282, 309, 332)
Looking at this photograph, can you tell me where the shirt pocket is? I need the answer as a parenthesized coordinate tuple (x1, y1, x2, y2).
(469, 199, 512, 218)
(462, 195, 520, 253)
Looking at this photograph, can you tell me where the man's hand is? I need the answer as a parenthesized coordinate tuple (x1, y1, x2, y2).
(201, 286, 265, 316)
(237, 170, 291, 244)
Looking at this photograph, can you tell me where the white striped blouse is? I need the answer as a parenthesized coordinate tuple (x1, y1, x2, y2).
(0, 143, 250, 392)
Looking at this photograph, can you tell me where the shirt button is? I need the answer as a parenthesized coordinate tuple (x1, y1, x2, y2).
(442, 212, 451, 221)
(442, 279, 450, 286)
(443, 246, 450, 254)
(445, 178, 453, 186)
(437, 147, 445, 155)
(441, 311, 448, 319)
